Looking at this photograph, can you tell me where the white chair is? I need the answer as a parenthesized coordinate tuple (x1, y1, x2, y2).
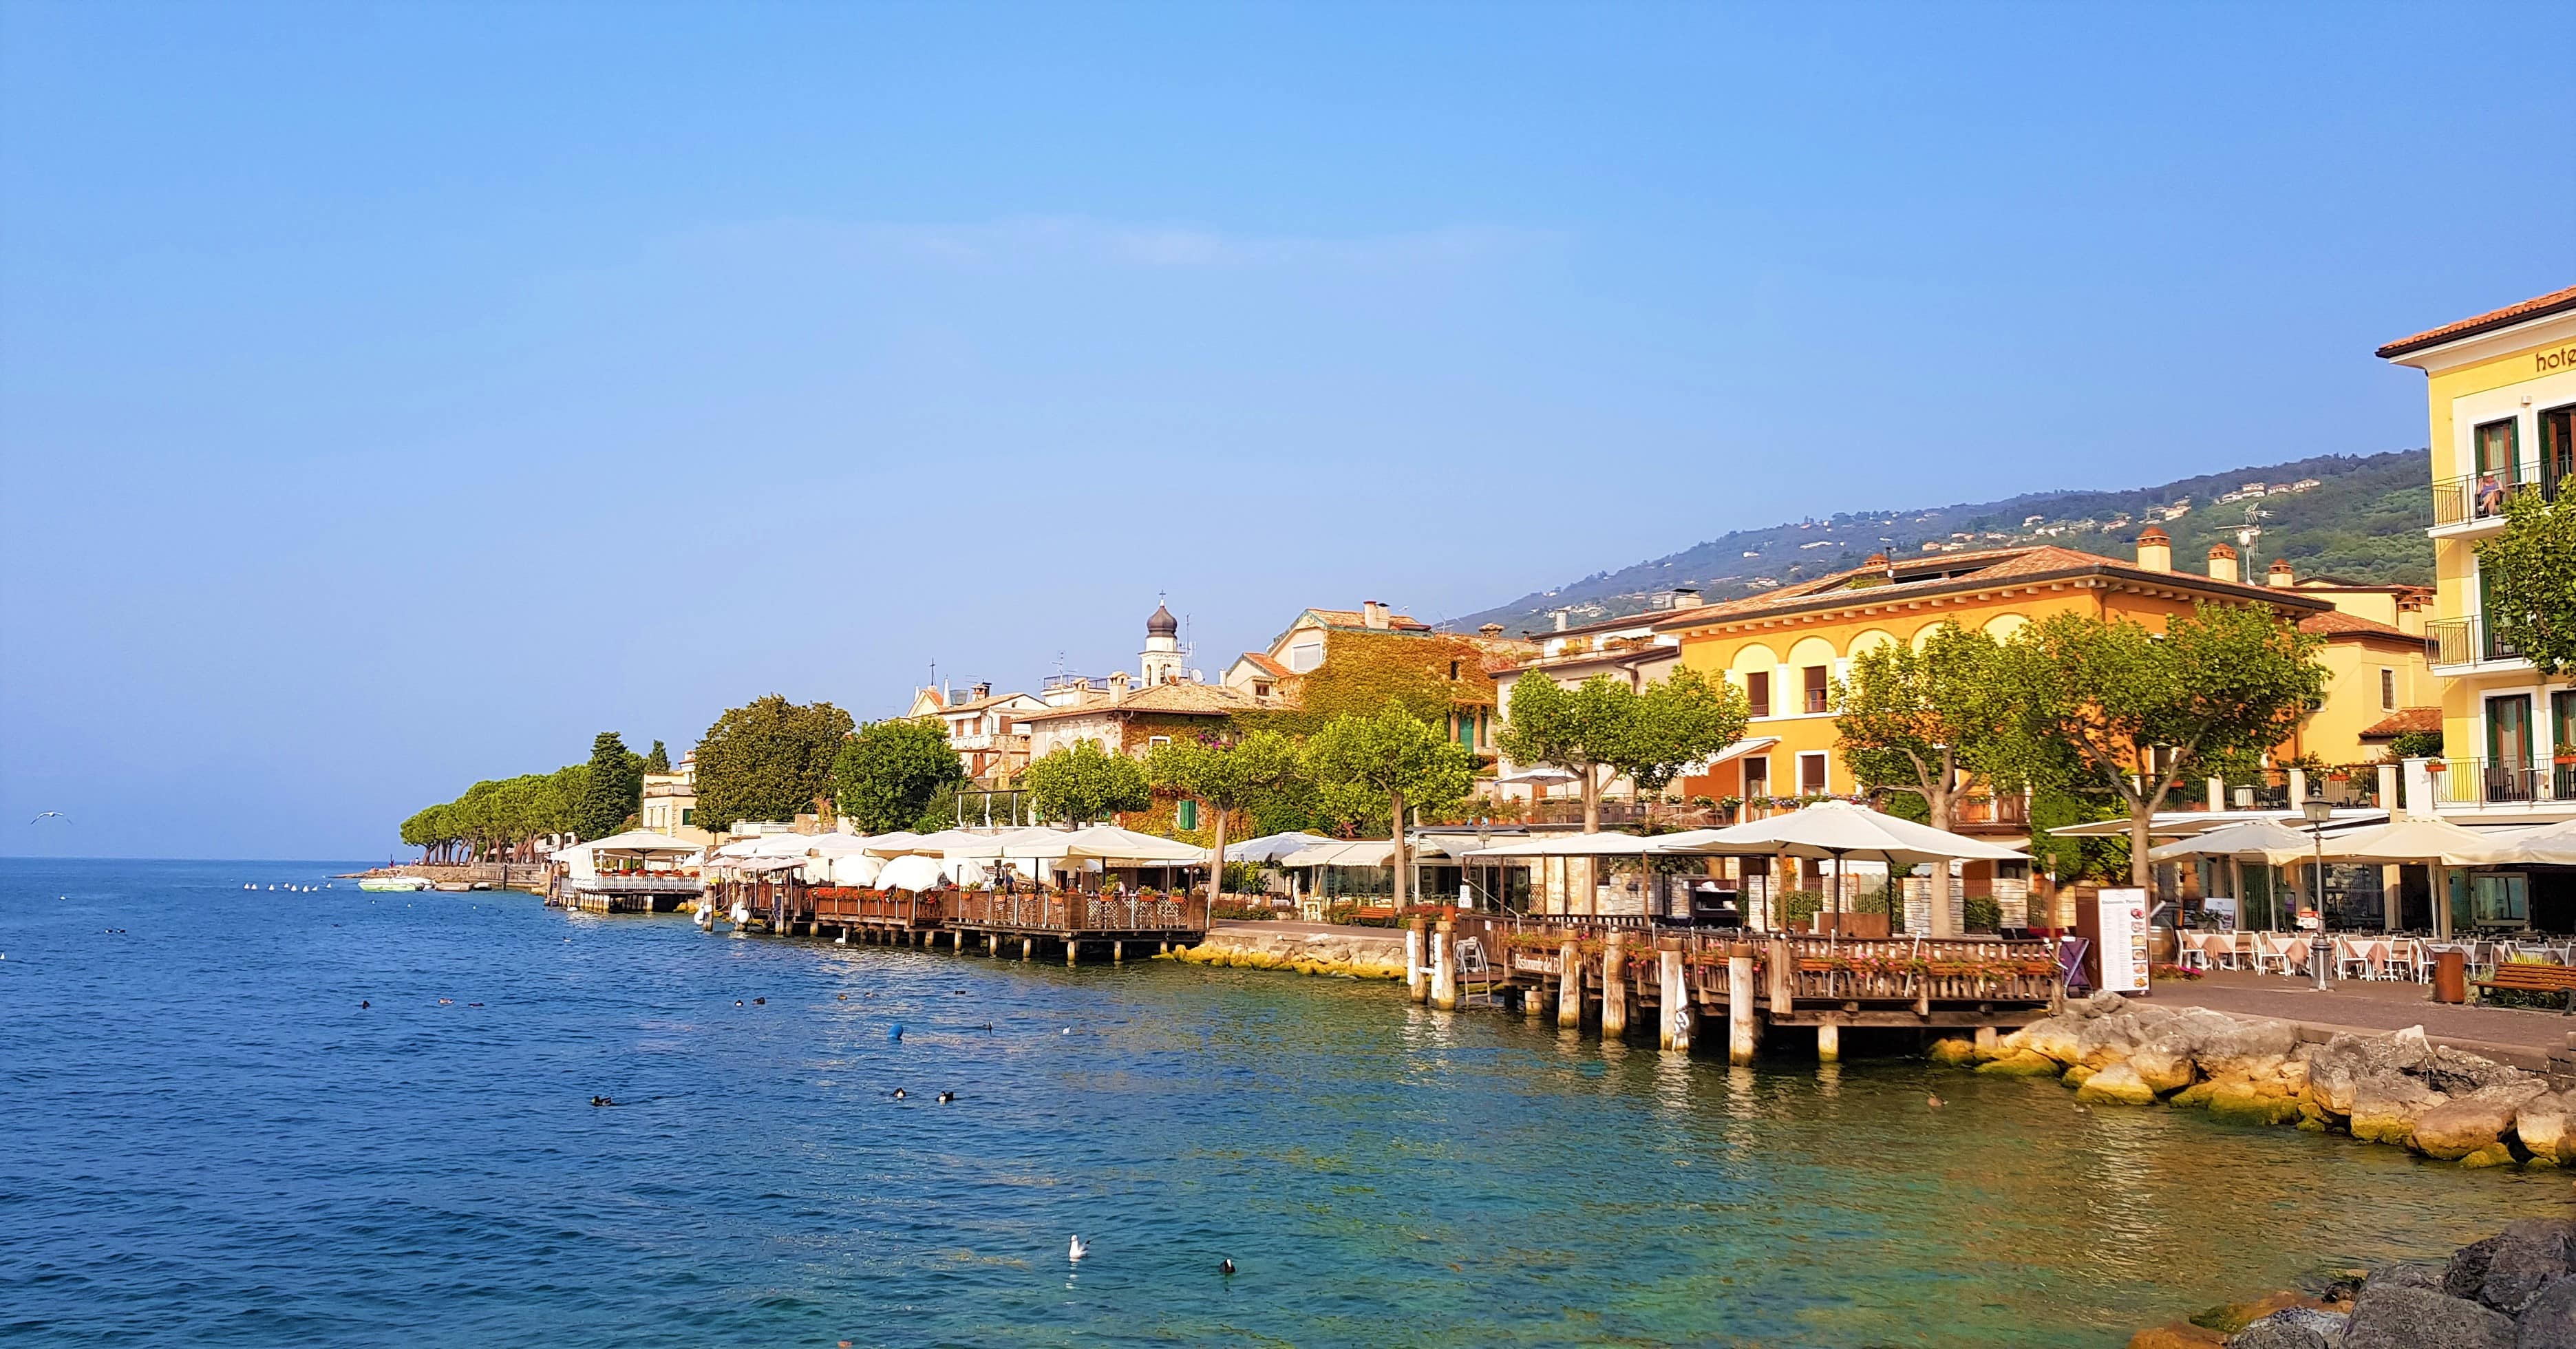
(2392, 939, 2436, 982)
(2251, 934, 2290, 976)
(2336, 937, 2379, 981)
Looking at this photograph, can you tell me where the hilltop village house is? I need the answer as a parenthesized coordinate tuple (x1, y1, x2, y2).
(638, 750, 712, 849)
(2378, 283, 2576, 835)
(1488, 586, 1703, 811)
(1019, 604, 1273, 761)
(1222, 600, 1534, 754)
(905, 682, 1050, 784)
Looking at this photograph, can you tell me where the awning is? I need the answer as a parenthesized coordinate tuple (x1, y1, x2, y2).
(1281, 840, 1399, 869)
(1705, 736, 1780, 767)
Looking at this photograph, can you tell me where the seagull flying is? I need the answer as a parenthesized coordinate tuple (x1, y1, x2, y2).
(28, 811, 65, 825)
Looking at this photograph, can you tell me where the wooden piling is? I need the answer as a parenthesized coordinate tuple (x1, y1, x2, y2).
(1431, 919, 1456, 1010)
(1066, 940, 1077, 968)
(1114, 940, 1125, 963)
(1557, 940, 1582, 1030)
(1599, 931, 1627, 1040)
(1021, 937, 1033, 962)
(1726, 952, 1756, 1065)
(1974, 1025, 1998, 1054)
(1405, 919, 1429, 1004)
(1657, 942, 1685, 1050)
(1816, 1021, 1840, 1063)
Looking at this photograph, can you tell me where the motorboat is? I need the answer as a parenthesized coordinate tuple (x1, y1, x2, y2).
(357, 875, 435, 893)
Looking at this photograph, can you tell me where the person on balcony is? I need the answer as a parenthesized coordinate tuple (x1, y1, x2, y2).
(2476, 471, 2505, 518)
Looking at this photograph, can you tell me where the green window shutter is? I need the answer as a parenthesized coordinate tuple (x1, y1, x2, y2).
(1178, 799, 1197, 831)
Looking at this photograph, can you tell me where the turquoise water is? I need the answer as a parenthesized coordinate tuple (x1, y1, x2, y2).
(1, 859, 2559, 1347)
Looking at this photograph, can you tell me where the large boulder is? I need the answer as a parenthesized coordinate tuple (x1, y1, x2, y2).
(1928, 1037, 1979, 1067)
(2515, 1275, 2576, 1349)
(2515, 1092, 2576, 1166)
(2415, 1087, 2539, 1162)
(2197, 1017, 2302, 1079)
(2076, 1062, 2159, 1107)
(2447, 1220, 2576, 1315)
(1977, 1048, 2064, 1077)
(2206, 1076, 2306, 1127)
(2348, 1070, 2448, 1151)
(2226, 1307, 2348, 1349)
(2130, 1039, 2202, 1095)
(2011, 1014, 2086, 1066)
(2341, 1285, 2515, 1349)
(2078, 1015, 2147, 1070)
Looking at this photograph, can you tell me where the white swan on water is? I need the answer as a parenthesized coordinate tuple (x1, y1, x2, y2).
(1068, 1236, 1088, 1263)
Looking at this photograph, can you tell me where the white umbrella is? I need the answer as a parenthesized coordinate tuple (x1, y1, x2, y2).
(875, 854, 949, 891)
(579, 829, 702, 856)
(2146, 819, 2321, 866)
(1671, 800, 2023, 937)
(1228, 831, 1337, 864)
(2313, 818, 2519, 941)
(2483, 818, 2576, 867)
(1458, 831, 1665, 858)
(858, 831, 928, 856)
(1280, 840, 1399, 869)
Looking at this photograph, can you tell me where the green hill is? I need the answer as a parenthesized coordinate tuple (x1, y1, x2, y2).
(1446, 449, 2432, 635)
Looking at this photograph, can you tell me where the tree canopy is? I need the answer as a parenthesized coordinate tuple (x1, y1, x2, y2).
(577, 731, 644, 840)
(643, 740, 672, 773)
(1495, 667, 1746, 830)
(1145, 730, 1305, 895)
(692, 694, 855, 831)
(1303, 704, 1475, 906)
(402, 761, 590, 863)
(833, 718, 969, 833)
(1025, 740, 1152, 825)
(1995, 603, 2325, 886)
(1833, 624, 2023, 831)
(2480, 490, 2576, 682)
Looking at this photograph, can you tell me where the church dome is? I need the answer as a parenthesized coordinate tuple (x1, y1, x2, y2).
(1145, 602, 1180, 639)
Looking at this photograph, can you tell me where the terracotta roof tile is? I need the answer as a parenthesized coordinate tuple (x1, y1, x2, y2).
(2359, 707, 2441, 739)
(2377, 283, 2576, 359)
(1651, 544, 2328, 632)
(1303, 607, 1431, 632)
(1235, 651, 1290, 679)
(1015, 680, 1264, 723)
(2296, 610, 2417, 641)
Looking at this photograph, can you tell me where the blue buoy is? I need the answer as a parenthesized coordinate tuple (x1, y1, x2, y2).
(887, 1023, 904, 1042)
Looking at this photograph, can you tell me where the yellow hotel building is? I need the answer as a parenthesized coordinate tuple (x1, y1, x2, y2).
(2378, 284, 2576, 828)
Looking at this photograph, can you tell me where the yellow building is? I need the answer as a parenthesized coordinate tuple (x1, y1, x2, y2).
(2377, 284, 2576, 827)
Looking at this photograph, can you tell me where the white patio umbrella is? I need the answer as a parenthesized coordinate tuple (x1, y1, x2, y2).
(1227, 831, 1337, 864)
(2313, 818, 2518, 940)
(579, 829, 703, 856)
(857, 831, 929, 857)
(1457, 831, 1664, 858)
(2145, 820, 2321, 866)
(875, 854, 949, 891)
(1668, 800, 2023, 937)
(2484, 818, 2576, 867)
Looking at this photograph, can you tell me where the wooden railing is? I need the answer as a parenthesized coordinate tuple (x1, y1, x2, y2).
(1474, 924, 2061, 1009)
(948, 889, 1207, 934)
(570, 875, 702, 894)
(811, 889, 948, 926)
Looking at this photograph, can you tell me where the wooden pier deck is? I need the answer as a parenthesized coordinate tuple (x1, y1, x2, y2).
(1434, 914, 2063, 1059)
(705, 882, 1209, 964)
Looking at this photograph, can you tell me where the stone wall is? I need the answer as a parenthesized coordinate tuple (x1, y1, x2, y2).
(1931, 991, 2573, 1169)
(1164, 926, 1409, 980)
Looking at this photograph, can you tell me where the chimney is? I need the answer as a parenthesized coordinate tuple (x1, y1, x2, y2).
(1108, 670, 1131, 694)
(2136, 526, 2171, 573)
(2267, 559, 2294, 588)
(972, 681, 992, 699)
(2206, 542, 2239, 584)
(1863, 553, 1889, 568)
(1553, 610, 1569, 633)
(1362, 600, 1390, 630)
(1670, 586, 1704, 610)
(1478, 622, 1506, 637)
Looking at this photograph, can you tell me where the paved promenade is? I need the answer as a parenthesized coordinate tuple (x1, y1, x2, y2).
(2153, 968, 2576, 1076)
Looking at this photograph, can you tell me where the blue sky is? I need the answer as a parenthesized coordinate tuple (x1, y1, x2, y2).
(3, 3, 2568, 858)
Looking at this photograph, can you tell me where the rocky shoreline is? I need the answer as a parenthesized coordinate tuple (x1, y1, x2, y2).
(1161, 926, 1409, 980)
(2131, 1220, 2575, 1348)
(1932, 992, 2573, 1168)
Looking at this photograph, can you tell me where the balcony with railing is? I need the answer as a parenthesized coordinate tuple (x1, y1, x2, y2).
(2430, 470, 2539, 531)
(2427, 758, 2552, 807)
(2425, 616, 2522, 668)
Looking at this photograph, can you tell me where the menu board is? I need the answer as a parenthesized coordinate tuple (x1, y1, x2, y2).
(2097, 887, 2151, 993)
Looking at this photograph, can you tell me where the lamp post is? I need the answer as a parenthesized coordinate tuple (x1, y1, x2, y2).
(2303, 798, 2334, 991)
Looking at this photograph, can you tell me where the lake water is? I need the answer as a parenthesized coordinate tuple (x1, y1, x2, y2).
(1, 858, 2559, 1346)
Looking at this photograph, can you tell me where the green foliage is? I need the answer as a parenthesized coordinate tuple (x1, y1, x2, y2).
(1024, 740, 1151, 825)
(1145, 730, 1306, 873)
(1833, 623, 2023, 828)
(1998, 604, 2323, 884)
(833, 718, 969, 833)
(642, 740, 671, 774)
(1495, 668, 1747, 827)
(1304, 703, 1476, 905)
(404, 760, 591, 862)
(2478, 489, 2576, 681)
(2027, 785, 2132, 884)
(693, 694, 855, 831)
(577, 732, 643, 840)
(1963, 895, 2002, 933)
(1244, 630, 1498, 737)
(2387, 728, 2445, 761)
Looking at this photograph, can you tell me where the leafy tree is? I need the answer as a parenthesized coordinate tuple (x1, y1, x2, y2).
(2480, 490, 2576, 681)
(2387, 727, 2444, 761)
(1025, 740, 1152, 825)
(833, 719, 969, 833)
(1145, 731, 1305, 896)
(1832, 624, 2025, 831)
(1996, 603, 2325, 887)
(1495, 668, 1746, 831)
(1303, 704, 1475, 907)
(642, 740, 672, 774)
(577, 732, 643, 840)
(694, 694, 856, 832)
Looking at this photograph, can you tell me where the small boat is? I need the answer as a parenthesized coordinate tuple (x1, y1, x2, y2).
(358, 875, 435, 893)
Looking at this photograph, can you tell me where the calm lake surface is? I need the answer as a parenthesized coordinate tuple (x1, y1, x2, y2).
(1, 858, 2559, 1347)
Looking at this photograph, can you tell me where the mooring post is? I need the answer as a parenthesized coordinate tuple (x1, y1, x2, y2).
(1599, 931, 1627, 1040)
(1431, 918, 1456, 1010)
(1405, 918, 1429, 1004)
(1727, 950, 1756, 1065)
(1816, 1021, 1840, 1063)
(1656, 940, 1684, 1050)
(1974, 1025, 1998, 1055)
(1557, 939, 1582, 1029)
(1021, 937, 1033, 962)
(1114, 940, 1124, 964)
(1066, 939, 1077, 968)
(1524, 981, 1547, 1021)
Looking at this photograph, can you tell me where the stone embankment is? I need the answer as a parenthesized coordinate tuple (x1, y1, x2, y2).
(2129, 1220, 2576, 1348)
(1162, 925, 1408, 980)
(1930, 991, 2573, 1168)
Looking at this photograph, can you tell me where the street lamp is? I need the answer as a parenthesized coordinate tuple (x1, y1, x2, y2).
(2303, 798, 2334, 991)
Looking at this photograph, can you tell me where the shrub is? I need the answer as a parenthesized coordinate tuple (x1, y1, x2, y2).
(1963, 895, 2002, 933)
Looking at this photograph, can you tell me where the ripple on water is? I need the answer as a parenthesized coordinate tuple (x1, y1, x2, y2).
(2, 858, 2561, 1348)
